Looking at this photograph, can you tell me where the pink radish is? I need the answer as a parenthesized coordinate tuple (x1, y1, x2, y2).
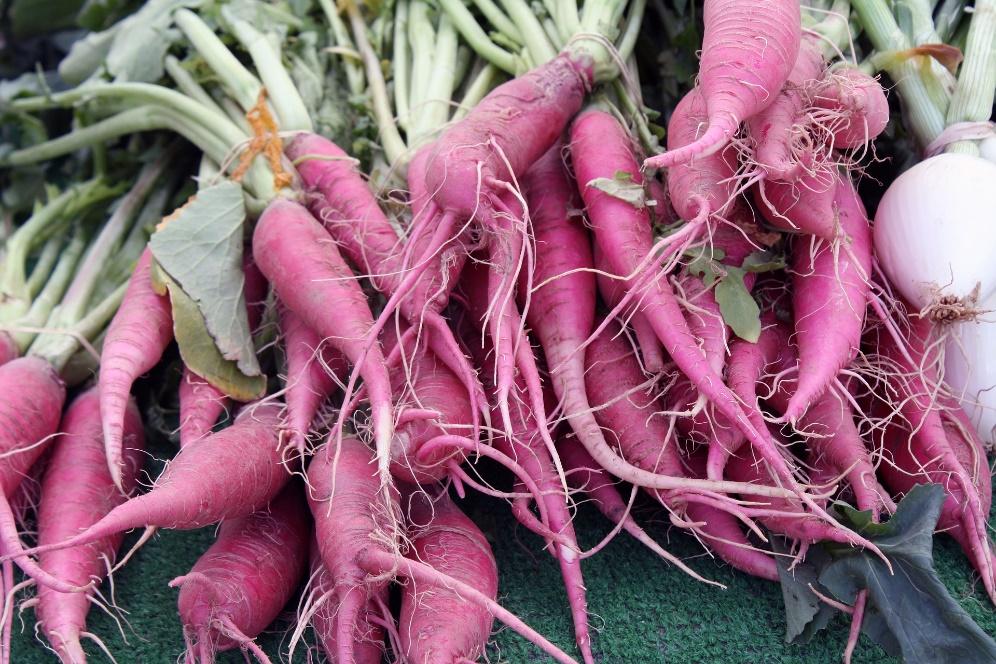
(644, 0, 802, 169)
(572, 109, 830, 516)
(399, 490, 498, 663)
(755, 174, 840, 240)
(593, 244, 665, 372)
(875, 316, 996, 603)
(384, 324, 474, 485)
(307, 542, 384, 664)
(171, 485, 309, 663)
(811, 67, 890, 150)
(0, 356, 82, 593)
(0, 334, 15, 366)
(457, 315, 594, 664)
(252, 198, 395, 488)
(279, 306, 347, 455)
(306, 436, 397, 664)
(99, 247, 173, 489)
(285, 134, 482, 431)
(683, 452, 779, 581)
(783, 178, 871, 421)
(35, 388, 145, 663)
(746, 36, 826, 181)
(13, 402, 291, 562)
(664, 87, 740, 223)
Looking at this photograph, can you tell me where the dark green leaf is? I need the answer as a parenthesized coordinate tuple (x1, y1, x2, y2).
(820, 485, 996, 664)
(773, 538, 835, 644)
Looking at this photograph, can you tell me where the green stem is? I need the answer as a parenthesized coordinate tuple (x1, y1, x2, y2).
(318, 0, 366, 95)
(572, 0, 629, 82)
(61, 152, 168, 323)
(413, 14, 459, 145)
(542, 18, 564, 49)
(11, 228, 86, 350)
(29, 281, 127, 373)
(394, 0, 412, 132)
(557, 0, 581, 37)
(473, 0, 523, 43)
(616, 0, 646, 61)
(452, 63, 502, 122)
(453, 45, 474, 89)
(25, 236, 62, 298)
(0, 179, 110, 319)
(905, 0, 941, 43)
(439, 0, 519, 73)
(164, 55, 229, 120)
(219, 96, 252, 134)
(935, 0, 967, 42)
(11, 83, 246, 150)
(228, 19, 314, 131)
(811, 0, 854, 55)
(612, 77, 655, 152)
(499, 0, 558, 64)
(852, 0, 947, 147)
(408, 0, 436, 127)
(2, 107, 228, 171)
(174, 8, 262, 112)
(347, 4, 408, 166)
(945, 0, 996, 154)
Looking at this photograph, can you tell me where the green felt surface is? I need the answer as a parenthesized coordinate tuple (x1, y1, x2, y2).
(10, 447, 996, 663)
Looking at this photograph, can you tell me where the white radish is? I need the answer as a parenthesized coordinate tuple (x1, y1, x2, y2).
(980, 136, 996, 164)
(874, 153, 996, 321)
(945, 302, 996, 448)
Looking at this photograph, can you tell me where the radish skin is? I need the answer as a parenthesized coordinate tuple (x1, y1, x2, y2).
(0, 335, 15, 367)
(36, 388, 145, 664)
(279, 307, 348, 455)
(252, 198, 395, 488)
(307, 436, 397, 663)
(0, 356, 81, 593)
(307, 544, 384, 664)
(665, 87, 739, 222)
(784, 178, 871, 421)
(645, 0, 802, 168)
(99, 248, 173, 490)
(399, 491, 498, 664)
(756, 174, 839, 240)
(13, 403, 290, 562)
(385, 326, 474, 485)
(812, 67, 889, 150)
(684, 450, 780, 582)
(746, 36, 826, 181)
(171, 486, 309, 662)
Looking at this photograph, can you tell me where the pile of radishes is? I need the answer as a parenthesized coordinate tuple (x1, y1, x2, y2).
(1, 0, 995, 662)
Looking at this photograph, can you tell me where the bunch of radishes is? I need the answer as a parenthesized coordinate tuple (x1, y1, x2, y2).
(0, 0, 995, 662)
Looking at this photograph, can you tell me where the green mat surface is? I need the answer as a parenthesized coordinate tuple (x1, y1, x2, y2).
(11, 441, 996, 663)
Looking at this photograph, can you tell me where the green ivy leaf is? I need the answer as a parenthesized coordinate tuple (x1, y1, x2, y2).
(150, 181, 261, 380)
